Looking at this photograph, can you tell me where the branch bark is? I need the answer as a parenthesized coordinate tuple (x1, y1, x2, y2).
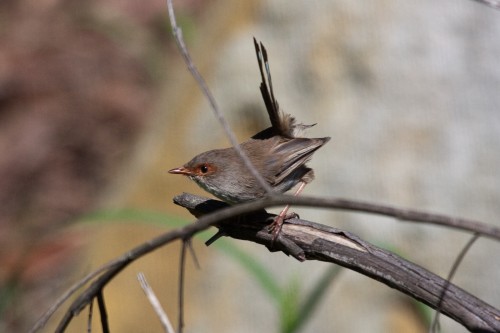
(174, 193, 500, 333)
(32, 193, 500, 332)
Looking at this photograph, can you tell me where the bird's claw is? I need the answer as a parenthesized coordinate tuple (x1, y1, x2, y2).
(267, 212, 299, 246)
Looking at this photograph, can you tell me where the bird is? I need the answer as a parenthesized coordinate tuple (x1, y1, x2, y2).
(169, 38, 330, 241)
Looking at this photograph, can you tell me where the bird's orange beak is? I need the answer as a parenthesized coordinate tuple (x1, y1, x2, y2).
(168, 166, 192, 176)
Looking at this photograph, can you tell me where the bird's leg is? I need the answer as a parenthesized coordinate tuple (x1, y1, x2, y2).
(268, 181, 307, 242)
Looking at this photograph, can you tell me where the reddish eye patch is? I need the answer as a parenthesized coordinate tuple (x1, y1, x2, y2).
(196, 163, 216, 175)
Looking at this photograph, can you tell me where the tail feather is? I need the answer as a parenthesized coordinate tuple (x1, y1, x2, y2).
(254, 38, 295, 138)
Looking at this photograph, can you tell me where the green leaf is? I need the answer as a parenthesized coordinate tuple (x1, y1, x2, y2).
(286, 266, 342, 333)
(280, 277, 301, 333)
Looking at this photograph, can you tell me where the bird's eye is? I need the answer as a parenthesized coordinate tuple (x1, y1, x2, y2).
(200, 164, 209, 173)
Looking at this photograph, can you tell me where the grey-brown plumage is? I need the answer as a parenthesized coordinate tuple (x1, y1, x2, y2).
(172, 135, 329, 203)
(169, 39, 330, 208)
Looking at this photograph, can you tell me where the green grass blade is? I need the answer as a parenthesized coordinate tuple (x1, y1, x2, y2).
(287, 266, 342, 333)
(280, 278, 301, 333)
(212, 240, 282, 302)
(79, 209, 187, 227)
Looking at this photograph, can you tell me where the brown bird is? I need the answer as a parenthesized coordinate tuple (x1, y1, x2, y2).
(169, 38, 330, 240)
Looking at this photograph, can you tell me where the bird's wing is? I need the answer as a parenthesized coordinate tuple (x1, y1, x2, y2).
(271, 137, 330, 185)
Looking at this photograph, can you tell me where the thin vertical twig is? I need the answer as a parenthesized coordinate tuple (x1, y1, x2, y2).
(138, 272, 176, 333)
(165, 0, 274, 195)
(186, 239, 200, 269)
(96, 291, 110, 333)
(177, 240, 188, 333)
(429, 233, 480, 333)
(87, 298, 93, 333)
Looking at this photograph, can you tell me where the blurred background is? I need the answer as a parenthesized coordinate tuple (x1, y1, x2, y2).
(1, 0, 499, 332)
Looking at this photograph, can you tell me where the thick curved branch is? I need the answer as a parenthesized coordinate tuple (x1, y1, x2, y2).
(181, 193, 500, 241)
(33, 193, 500, 332)
(175, 193, 500, 333)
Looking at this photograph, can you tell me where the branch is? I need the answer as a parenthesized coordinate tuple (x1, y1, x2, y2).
(180, 193, 500, 241)
(165, 0, 273, 194)
(174, 193, 500, 333)
(137, 273, 175, 333)
(430, 233, 480, 332)
(33, 193, 500, 332)
(35, 195, 291, 332)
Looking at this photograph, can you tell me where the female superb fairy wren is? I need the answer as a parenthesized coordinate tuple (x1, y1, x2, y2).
(169, 38, 330, 241)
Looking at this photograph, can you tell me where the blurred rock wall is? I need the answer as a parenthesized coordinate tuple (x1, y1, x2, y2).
(2, 1, 499, 332)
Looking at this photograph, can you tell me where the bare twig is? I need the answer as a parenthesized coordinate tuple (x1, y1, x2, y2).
(165, 0, 273, 194)
(429, 233, 481, 333)
(138, 273, 175, 333)
(178, 241, 187, 333)
(186, 239, 200, 269)
(30, 258, 124, 333)
(87, 299, 93, 333)
(96, 291, 109, 333)
(180, 193, 500, 241)
(176, 194, 500, 332)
